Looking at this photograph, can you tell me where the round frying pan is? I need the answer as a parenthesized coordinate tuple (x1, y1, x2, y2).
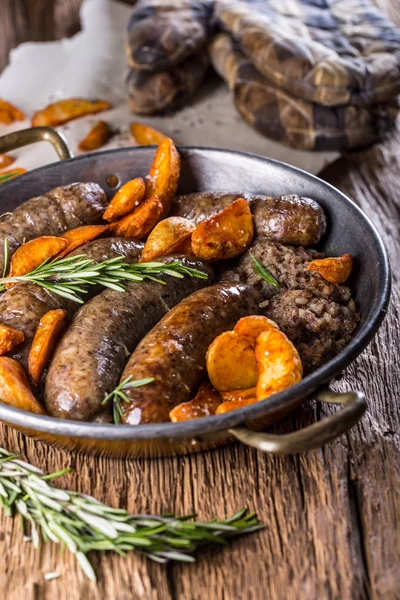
(0, 127, 391, 458)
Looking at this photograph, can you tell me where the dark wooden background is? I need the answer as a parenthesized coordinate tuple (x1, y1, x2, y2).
(1, 1, 399, 599)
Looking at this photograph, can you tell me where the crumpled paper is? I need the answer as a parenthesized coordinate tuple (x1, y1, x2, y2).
(0, 0, 337, 175)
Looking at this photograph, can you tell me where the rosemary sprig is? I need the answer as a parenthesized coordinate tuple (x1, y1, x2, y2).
(102, 376, 154, 424)
(0, 241, 208, 303)
(0, 448, 263, 580)
(0, 170, 22, 184)
(250, 252, 280, 289)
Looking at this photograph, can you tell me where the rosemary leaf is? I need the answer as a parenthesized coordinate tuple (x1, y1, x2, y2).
(249, 252, 280, 289)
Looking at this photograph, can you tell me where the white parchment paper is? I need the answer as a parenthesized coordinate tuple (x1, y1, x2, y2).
(0, 0, 338, 175)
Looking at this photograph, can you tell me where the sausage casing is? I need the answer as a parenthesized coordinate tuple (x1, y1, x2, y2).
(120, 284, 261, 425)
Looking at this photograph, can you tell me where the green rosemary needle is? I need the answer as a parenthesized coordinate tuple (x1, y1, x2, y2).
(101, 376, 155, 424)
(250, 252, 280, 289)
(0, 170, 22, 184)
(0, 448, 263, 581)
(0, 239, 208, 303)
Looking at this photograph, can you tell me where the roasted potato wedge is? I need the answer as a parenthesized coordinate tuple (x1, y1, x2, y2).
(32, 98, 111, 127)
(58, 224, 110, 258)
(0, 154, 15, 170)
(233, 315, 279, 347)
(0, 99, 25, 124)
(169, 381, 221, 422)
(145, 138, 180, 217)
(220, 387, 257, 402)
(0, 357, 46, 414)
(140, 217, 195, 262)
(78, 121, 111, 152)
(0, 323, 25, 355)
(131, 122, 168, 145)
(28, 309, 68, 386)
(191, 198, 254, 262)
(8, 236, 68, 286)
(103, 177, 146, 221)
(206, 330, 259, 392)
(216, 397, 257, 414)
(110, 195, 163, 239)
(255, 330, 303, 401)
(307, 254, 353, 284)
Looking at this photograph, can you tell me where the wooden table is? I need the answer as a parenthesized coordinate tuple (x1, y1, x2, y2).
(1, 2, 400, 599)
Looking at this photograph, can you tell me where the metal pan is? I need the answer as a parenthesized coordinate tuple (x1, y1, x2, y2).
(0, 127, 391, 457)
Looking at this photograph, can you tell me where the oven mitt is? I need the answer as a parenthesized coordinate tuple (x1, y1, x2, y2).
(125, 0, 215, 71)
(126, 51, 209, 114)
(210, 33, 399, 151)
(215, 0, 400, 107)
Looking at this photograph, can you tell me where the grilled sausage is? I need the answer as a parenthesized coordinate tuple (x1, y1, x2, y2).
(0, 238, 143, 369)
(120, 284, 261, 425)
(0, 182, 108, 274)
(44, 256, 214, 421)
(171, 192, 326, 246)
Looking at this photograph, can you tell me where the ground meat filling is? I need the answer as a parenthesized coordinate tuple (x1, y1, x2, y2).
(219, 239, 359, 372)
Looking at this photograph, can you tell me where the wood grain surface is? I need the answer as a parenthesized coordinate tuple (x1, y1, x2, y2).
(1, 1, 400, 599)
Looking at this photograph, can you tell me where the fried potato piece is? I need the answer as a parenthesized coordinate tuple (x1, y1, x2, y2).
(103, 177, 146, 221)
(0, 323, 25, 355)
(0, 168, 27, 183)
(169, 381, 221, 422)
(0, 154, 15, 170)
(78, 121, 111, 152)
(220, 387, 256, 402)
(234, 315, 279, 347)
(307, 254, 353, 284)
(131, 122, 168, 146)
(191, 198, 254, 262)
(255, 330, 303, 401)
(57, 224, 110, 258)
(145, 138, 180, 217)
(28, 309, 68, 386)
(8, 236, 68, 285)
(0, 357, 46, 414)
(110, 195, 163, 239)
(140, 217, 195, 262)
(0, 99, 25, 124)
(216, 397, 257, 414)
(206, 330, 258, 392)
(31, 98, 111, 127)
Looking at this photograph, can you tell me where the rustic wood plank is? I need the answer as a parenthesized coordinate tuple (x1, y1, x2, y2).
(0, 1, 400, 599)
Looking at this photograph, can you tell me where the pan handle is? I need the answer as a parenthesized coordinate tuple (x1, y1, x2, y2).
(228, 388, 366, 454)
(0, 126, 73, 160)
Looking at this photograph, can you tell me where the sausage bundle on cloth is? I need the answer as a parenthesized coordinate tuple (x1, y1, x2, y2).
(0, 182, 108, 275)
(120, 284, 261, 425)
(0, 238, 144, 370)
(44, 256, 214, 421)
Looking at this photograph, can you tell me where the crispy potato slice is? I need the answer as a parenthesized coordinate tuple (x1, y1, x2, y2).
(220, 387, 257, 402)
(31, 98, 111, 127)
(191, 198, 254, 262)
(206, 330, 259, 392)
(103, 177, 146, 221)
(234, 315, 279, 347)
(58, 224, 110, 258)
(0, 99, 25, 124)
(78, 121, 111, 152)
(0, 168, 27, 184)
(28, 309, 68, 386)
(0, 154, 15, 170)
(255, 330, 303, 401)
(131, 122, 168, 146)
(0, 323, 25, 355)
(216, 397, 257, 414)
(145, 138, 180, 217)
(0, 357, 46, 414)
(140, 217, 195, 262)
(307, 254, 353, 284)
(169, 381, 221, 422)
(8, 236, 68, 285)
(110, 195, 163, 240)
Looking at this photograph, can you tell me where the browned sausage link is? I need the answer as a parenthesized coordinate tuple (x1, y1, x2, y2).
(0, 238, 144, 369)
(44, 257, 214, 421)
(171, 192, 326, 246)
(120, 284, 261, 425)
(0, 182, 108, 274)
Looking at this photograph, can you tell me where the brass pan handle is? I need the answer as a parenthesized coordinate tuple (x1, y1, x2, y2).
(0, 126, 73, 161)
(229, 388, 366, 454)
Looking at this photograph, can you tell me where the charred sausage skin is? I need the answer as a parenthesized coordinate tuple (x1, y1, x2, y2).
(171, 192, 326, 246)
(0, 182, 108, 274)
(120, 284, 261, 425)
(44, 257, 214, 421)
(0, 238, 144, 369)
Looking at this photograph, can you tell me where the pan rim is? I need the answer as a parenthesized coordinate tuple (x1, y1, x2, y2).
(0, 146, 391, 440)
